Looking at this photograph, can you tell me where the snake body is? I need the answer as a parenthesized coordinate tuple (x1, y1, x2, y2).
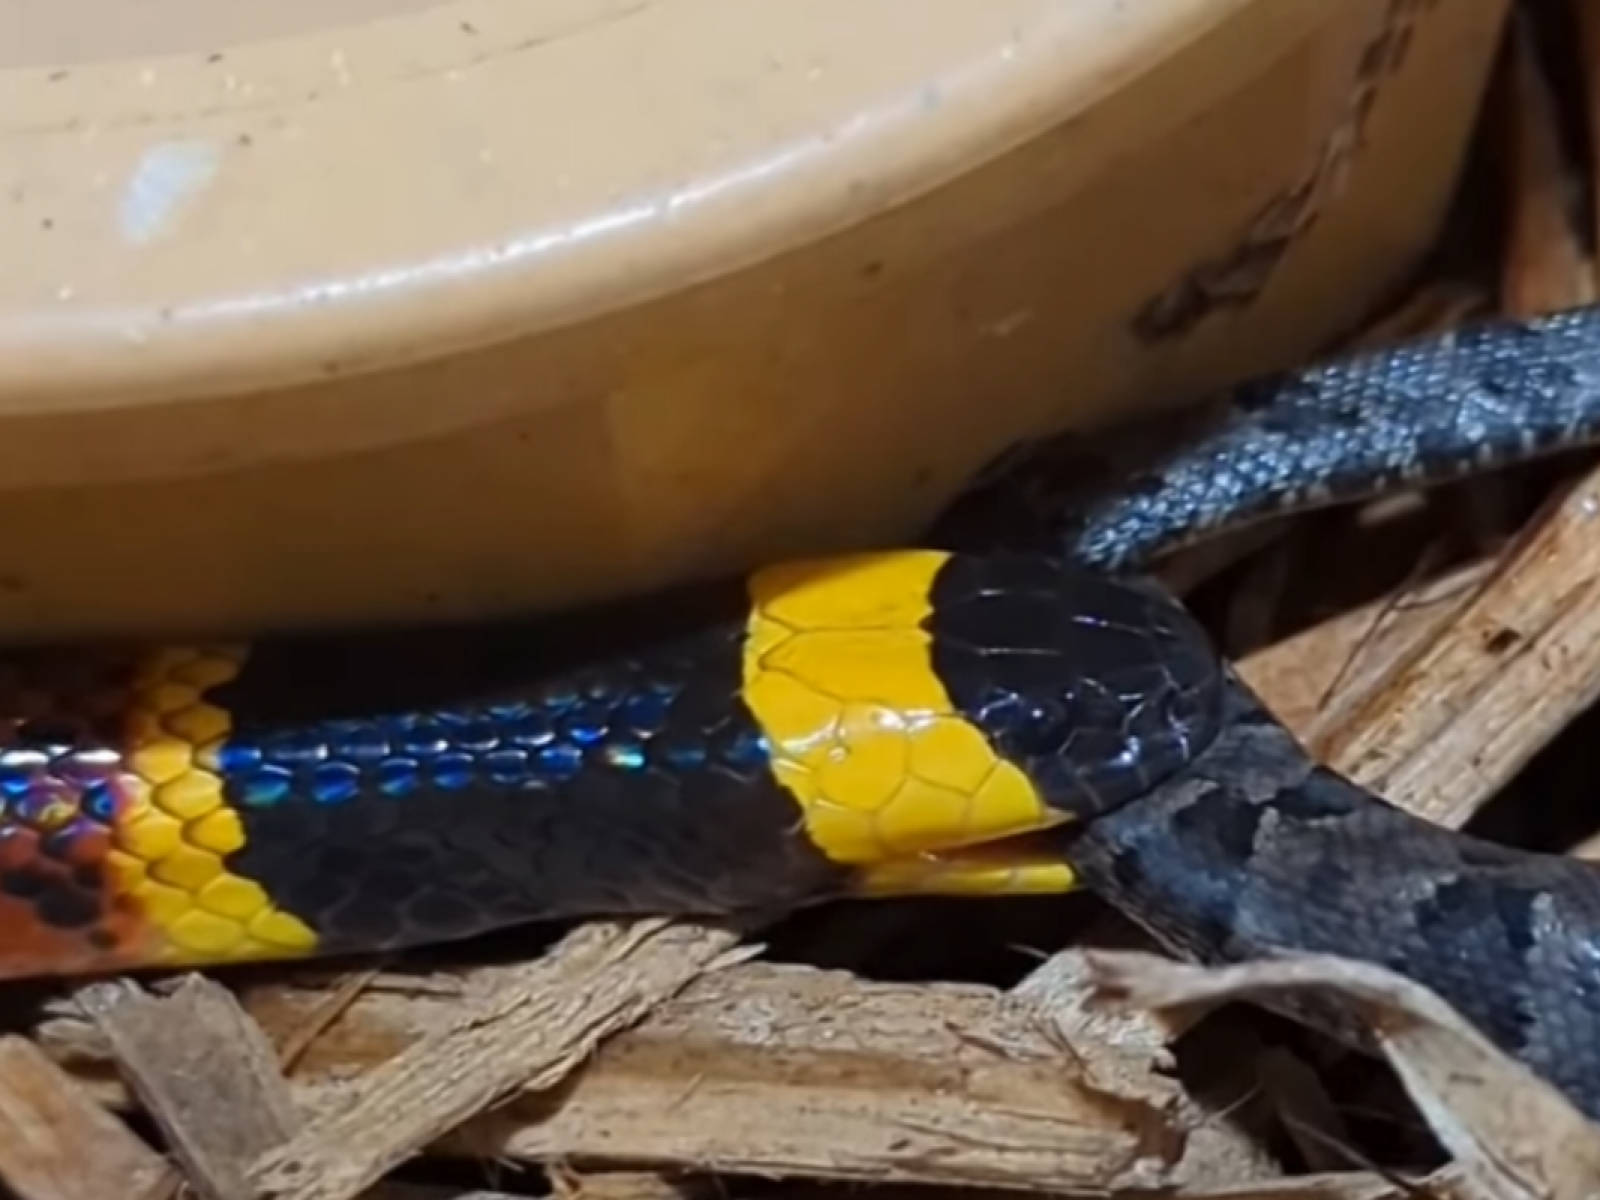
(1065, 673, 1600, 1119)
(4, 304, 1600, 1117)
(0, 552, 1219, 976)
(936, 302, 1600, 566)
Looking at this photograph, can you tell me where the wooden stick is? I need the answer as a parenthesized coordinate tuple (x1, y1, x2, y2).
(1240, 459, 1600, 830)
(76, 974, 301, 1200)
(246, 920, 746, 1200)
(35, 951, 1213, 1196)
(0, 1033, 176, 1200)
(1235, 560, 1492, 749)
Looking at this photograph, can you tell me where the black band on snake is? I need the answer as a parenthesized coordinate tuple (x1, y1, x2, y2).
(2, 303, 1599, 1119)
(935, 302, 1600, 1120)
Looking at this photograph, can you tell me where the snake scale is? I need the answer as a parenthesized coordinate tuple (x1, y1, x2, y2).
(2, 303, 1600, 1119)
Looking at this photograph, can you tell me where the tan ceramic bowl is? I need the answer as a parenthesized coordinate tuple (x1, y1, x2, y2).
(2, 0, 1507, 637)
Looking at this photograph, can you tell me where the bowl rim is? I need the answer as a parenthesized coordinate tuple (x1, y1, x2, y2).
(0, 0, 1281, 462)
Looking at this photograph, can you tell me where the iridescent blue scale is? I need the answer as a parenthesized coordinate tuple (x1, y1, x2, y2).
(484, 746, 530, 784)
(82, 780, 116, 823)
(263, 730, 329, 767)
(340, 727, 392, 763)
(506, 712, 554, 747)
(719, 728, 769, 770)
(401, 724, 449, 758)
(378, 758, 419, 796)
(657, 741, 707, 770)
(604, 741, 646, 771)
(311, 761, 361, 805)
(209, 621, 778, 824)
(431, 752, 475, 790)
(216, 742, 263, 773)
(560, 706, 609, 746)
(242, 764, 294, 807)
(455, 721, 500, 754)
(0, 767, 33, 799)
(536, 742, 583, 779)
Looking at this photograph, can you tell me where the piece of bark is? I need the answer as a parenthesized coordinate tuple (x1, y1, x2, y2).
(27, 941, 1498, 1200)
(1259, 463, 1600, 830)
(546, 1175, 1469, 1200)
(75, 973, 301, 1200)
(1081, 951, 1600, 1200)
(39, 952, 1206, 1196)
(380, 1172, 1458, 1200)
(1011, 949, 1281, 1190)
(1235, 559, 1492, 748)
(419, 1175, 1471, 1200)
(274, 966, 382, 1075)
(247, 919, 748, 1200)
(1153, 1172, 1466, 1200)
(442, 956, 1189, 1193)
(0, 1033, 176, 1200)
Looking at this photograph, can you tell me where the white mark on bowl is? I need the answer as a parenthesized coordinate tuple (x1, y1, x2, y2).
(63, 38, 1022, 328)
(984, 309, 1034, 338)
(119, 140, 221, 245)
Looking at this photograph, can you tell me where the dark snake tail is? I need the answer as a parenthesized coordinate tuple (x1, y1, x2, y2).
(931, 304, 1600, 569)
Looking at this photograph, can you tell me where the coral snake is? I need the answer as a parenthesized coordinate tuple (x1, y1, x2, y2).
(3, 303, 1600, 1117)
